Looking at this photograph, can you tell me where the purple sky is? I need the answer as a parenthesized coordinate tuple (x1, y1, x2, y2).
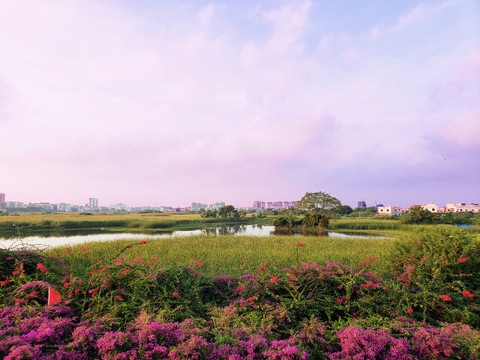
(1, 0, 479, 208)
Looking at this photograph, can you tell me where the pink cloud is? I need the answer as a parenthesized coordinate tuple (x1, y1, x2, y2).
(439, 112, 480, 147)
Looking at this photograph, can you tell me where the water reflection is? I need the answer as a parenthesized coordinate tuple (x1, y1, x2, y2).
(0, 224, 388, 249)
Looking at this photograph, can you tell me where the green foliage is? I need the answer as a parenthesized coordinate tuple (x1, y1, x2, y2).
(271, 214, 301, 228)
(400, 206, 441, 224)
(218, 205, 237, 218)
(338, 205, 353, 215)
(388, 228, 480, 326)
(201, 210, 218, 218)
(296, 192, 342, 218)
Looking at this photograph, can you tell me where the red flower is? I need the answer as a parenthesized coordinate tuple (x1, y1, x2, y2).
(296, 242, 305, 247)
(260, 264, 268, 268)
(36, 263, 47, 273)
(82, 247, 90, 253)
(336, 298, 343, 304)
(172, 292, 179, 298)
(64, 283, 71, 289)
(115, 295, 122, 300)
(65, 248, 72, 253)
(407, 308, 413, 314)
(139, 241, 147, 244)
(120, 269, 130, 275)
(288, 274, 298, 281)
(270, 276, 278, 284)
(248, 297, 255, 302)
(193, 260, 204, 267)
(457, 257, 469, 263)
(462, 290, 474, 298)
(439, 295, 452, 301)
(0, 280, 8, 286)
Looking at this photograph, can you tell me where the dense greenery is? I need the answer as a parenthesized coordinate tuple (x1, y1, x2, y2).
(0, 228, 479, 358)
(400, 206, 480, 225)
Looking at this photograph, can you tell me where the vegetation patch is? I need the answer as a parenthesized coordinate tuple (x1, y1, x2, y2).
(0, 228, 479, 358)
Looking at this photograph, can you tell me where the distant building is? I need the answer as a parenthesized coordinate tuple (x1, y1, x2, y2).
(253, 200, 295, 210)
(191, 202, 208, 211)
(0, 193, 5, 203)
(253, 201, 265, 210)
(420, 203, 445, 213)
(88, 198, 98, 207)
(113, 203, 129, 211)
(358, 201, 366, 208)
(375, 203, 384, 208)
(57, 203, 72, 212)
(446, 203, 480, 213)
(209, 202, 225, 210)
(377, 205, 405, 216)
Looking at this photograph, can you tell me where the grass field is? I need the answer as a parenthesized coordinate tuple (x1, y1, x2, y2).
(47, 234, 394, 278)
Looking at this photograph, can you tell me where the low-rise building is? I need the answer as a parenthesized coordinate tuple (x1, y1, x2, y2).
(377, 205, 404, 216)
(446, 203, 480, 213)
(420, 203, 445, 213)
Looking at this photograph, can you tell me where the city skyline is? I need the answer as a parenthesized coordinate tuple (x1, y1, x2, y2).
(1, 1, 479, 207)
(0, 191, 478, 212)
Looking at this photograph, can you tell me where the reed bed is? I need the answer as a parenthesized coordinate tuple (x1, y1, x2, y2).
(47, 234, 393, 277)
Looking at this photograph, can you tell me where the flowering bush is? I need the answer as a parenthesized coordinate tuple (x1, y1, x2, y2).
(0, 229, 479, 358)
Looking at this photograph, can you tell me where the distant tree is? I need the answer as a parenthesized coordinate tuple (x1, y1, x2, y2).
(201, 210, 217, 218)
(218, 205, 237, 218)
(400, 206, 440, 224)
(296, 192, 342, 228)
(338, 205, 353, 215)
(296, 192, 342, 217)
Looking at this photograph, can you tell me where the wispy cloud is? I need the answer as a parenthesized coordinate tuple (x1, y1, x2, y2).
(0, 0, 478, 206)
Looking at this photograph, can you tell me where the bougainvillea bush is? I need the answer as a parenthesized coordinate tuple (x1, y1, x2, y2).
(0, 228, 479, 359)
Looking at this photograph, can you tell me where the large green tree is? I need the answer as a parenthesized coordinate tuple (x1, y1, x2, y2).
(296, 192, 342, 228)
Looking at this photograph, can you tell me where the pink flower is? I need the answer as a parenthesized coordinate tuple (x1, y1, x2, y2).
(457, 257, 469, 263)
(270, 276, 278, 284)
(407, 308, 413, 314)
(36, 263, 47, 273)
(120, 269, 130, 275)
(115, 295, 122, 300)
(336, 298, 343, 304)
(288, 274, 298, 281)
(172, 292, 179, 298)
(462, 290, 474, 298)
(439, 294, 452, 301)
(114, 259, 123, 265)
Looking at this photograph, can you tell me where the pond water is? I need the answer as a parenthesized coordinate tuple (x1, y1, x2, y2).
(0, 225, 387, 249)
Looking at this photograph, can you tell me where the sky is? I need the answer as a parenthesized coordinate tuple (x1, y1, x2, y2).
(0, 0, 479, 208)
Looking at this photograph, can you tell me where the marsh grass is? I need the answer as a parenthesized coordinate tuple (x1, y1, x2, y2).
(0, 212, 270, 234)
(47, 234, 393, 278)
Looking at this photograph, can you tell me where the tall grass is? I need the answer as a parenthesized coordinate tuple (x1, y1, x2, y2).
(0, 212, 268, 233)
(47, 234, 393, 277)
